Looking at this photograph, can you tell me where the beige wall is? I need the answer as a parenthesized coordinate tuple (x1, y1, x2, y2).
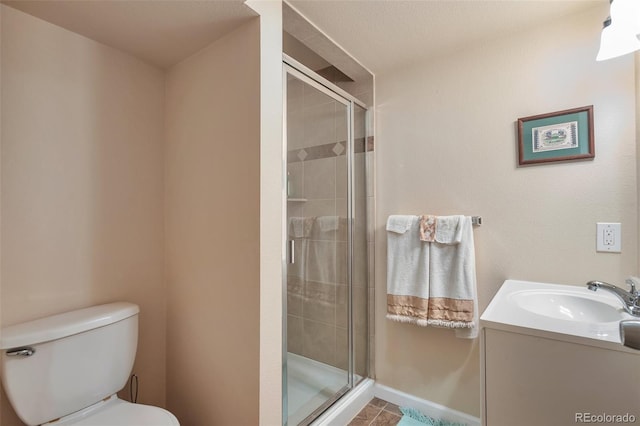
(0, 5, 166, 425)
(375, 4, 637, 417)
(0, 4, 271, 426)
(164, 18, 261, 426)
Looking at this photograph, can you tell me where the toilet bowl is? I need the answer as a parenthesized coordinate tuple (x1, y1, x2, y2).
(0, 303, 179, 426)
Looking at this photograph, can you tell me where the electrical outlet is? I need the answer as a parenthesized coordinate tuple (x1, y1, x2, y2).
(597, 223, 621, 253)
(603, 228, 615, 246)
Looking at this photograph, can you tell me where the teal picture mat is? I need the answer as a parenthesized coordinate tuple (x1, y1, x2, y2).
(522, 111, 590, 161)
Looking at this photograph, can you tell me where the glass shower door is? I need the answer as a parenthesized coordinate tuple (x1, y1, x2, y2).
(284, 67, 351, 425)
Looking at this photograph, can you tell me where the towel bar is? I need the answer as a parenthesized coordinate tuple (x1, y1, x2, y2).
(387, 214, 482, 226)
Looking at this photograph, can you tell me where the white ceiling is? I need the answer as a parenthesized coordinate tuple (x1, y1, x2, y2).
(2, 0, 258, 69)
(3, 0, 605, 73)
(288, 0, 605, 75)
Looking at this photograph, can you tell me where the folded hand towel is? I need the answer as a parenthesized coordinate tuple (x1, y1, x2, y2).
(434, 215, 464, 244)
(419, 215, 437, 242)
(289, 217, 305, 238)
(288, 217, 313, 238)
(317, 215, 339, 232)
(387, 215, 415, 234)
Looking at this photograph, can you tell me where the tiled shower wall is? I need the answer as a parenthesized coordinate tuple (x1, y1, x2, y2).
(286, 74, 371, 377)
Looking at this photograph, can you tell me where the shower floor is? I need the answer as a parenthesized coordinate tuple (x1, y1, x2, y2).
(287, 352, 351, 425)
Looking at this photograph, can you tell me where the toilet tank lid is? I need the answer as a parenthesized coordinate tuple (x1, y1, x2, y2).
(0, 302, 139, 350)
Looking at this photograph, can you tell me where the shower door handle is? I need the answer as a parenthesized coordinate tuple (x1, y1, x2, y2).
(287, 240, 295, 264)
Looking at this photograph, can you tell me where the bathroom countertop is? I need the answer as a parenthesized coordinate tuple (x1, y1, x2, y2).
(480, 279, 638, 353)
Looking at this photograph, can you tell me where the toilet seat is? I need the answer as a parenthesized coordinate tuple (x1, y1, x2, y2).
(50, 395, 179, 426)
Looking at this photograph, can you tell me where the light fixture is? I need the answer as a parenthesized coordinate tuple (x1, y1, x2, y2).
(596, 0, 640, 61)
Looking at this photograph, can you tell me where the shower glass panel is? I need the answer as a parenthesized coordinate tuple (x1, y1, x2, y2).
(284, 54, 370, 424)
(285, 68, 351, 426)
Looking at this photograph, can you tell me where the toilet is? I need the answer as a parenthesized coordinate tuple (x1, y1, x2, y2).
(0, 302, 179, 426)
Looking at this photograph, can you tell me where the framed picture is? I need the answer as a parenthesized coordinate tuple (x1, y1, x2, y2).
(517, 106, 594, 166)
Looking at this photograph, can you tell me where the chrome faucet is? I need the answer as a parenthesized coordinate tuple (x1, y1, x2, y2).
(586, 278, 640, 316)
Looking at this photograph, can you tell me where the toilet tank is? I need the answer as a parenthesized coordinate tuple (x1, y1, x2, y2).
(0, 303, 139, 426)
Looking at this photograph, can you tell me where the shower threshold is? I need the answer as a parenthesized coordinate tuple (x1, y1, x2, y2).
(287, 352, 362, 425)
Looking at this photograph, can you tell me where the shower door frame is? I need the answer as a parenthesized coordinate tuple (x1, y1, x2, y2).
(282, 54, 368, 426)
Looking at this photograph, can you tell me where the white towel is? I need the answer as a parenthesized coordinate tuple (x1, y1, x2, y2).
(317, 215, 339, 232)
(386, 214, 478, 338)
(289, 217, 304, 238)
(435, 215, 464, 244)
(386, 215, 431, 325)
(387, 215, 414, 234)
(429, 216, 478, 338)
(288, 217, 313, 238)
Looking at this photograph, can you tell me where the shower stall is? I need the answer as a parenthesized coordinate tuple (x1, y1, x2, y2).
(283, 55, 370, 425)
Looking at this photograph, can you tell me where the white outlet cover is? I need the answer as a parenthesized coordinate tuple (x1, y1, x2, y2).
(596, 222, 621, 253)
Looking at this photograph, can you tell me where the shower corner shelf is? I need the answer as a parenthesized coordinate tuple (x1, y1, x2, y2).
(287, 198, 308, 202)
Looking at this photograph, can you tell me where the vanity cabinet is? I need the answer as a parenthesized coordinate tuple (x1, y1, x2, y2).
(482, 328, 640, 426)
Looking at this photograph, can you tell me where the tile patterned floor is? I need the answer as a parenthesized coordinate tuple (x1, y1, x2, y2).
(347, 397, 402, 426)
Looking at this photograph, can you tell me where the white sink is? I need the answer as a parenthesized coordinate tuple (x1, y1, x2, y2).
(481, 280, 632, 346)
(510, 289, 623, 323)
